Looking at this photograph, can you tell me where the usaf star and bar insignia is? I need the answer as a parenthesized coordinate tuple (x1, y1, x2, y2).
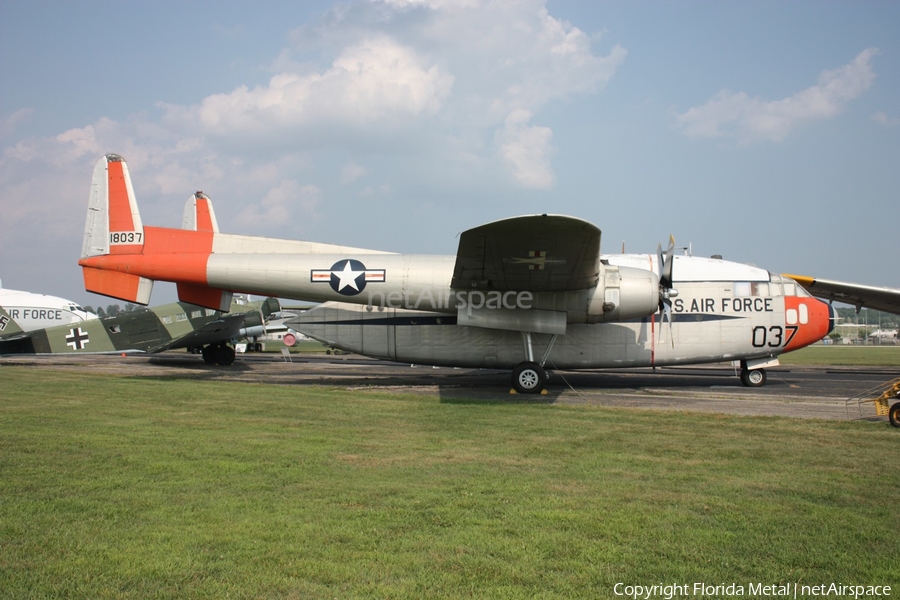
(311, 259, 386, 296)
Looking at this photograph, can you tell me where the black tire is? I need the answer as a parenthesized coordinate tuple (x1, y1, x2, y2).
(890, 403, 900, 428)
(512, 361, 546, 394)
(201, 345, 215, 364)
(740, 368, 766, 387)
(216, 344, 236, 366)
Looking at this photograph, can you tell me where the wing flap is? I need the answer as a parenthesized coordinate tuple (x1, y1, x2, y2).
(450, 215, 600, 292)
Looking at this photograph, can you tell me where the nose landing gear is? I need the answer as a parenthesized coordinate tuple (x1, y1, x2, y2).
(740, 367, 767, 387)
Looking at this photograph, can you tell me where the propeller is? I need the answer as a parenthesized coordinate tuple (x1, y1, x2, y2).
(657, 235, 678, 347)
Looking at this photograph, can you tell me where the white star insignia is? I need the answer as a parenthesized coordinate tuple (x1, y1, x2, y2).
(333, 260, 363, 292)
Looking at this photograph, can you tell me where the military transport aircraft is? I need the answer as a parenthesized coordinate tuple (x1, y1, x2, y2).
(76, 154, 835, 392)
(0, 295, 280, 365)
(0, 283, 97, 333)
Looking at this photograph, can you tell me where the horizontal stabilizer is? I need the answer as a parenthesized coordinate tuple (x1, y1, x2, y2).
(177, 283, 234, 312)
(82, 266, 154, 305)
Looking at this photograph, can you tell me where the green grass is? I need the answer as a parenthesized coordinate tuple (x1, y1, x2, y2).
(1, 368, 898, 598)
(780, 345, 900, 366)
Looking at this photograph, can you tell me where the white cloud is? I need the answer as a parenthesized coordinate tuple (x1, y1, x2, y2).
(163, 36, 454, 136)
(496, 109, 554, 189)
(159, 0, 622, 184)
(872, 111, 900, 127)
(340, 161, 369, 184)
(675, 48, 878, 142)
(1, 108, 34, 138)
(234, 180, 322, 229)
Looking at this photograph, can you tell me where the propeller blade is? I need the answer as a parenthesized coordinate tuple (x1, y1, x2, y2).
(661, 299, 674, 348)
(657, 235, 677, 348)
(661, 234, 675, 288)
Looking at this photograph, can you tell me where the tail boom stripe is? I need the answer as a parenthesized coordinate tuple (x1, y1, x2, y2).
(78, 226, 215, 286)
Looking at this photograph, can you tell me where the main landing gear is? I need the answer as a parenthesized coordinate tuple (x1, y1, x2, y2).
(201, 342, 236, 366)
(513, 361, 547, 394)
(511, 332, 558, 394)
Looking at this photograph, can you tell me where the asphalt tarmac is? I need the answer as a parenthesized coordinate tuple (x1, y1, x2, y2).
(4, 351, 899, 423)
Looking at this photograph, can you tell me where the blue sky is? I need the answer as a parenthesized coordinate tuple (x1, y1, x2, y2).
(1, 0, 898, 307)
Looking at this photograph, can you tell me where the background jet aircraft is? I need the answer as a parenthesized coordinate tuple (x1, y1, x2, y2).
(0, 295, 279, 365)
(785, 274, 900, 316)
(76, 154, 834, 392)
(0, 282, 97, 333)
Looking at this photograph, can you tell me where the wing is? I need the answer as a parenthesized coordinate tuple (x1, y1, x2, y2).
(450, 214, 600, 292)
(148, 313, 247, 352)
(785, 274, 900, 315)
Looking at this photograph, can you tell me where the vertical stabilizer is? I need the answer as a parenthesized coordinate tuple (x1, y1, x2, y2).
(182, 192, 220, 232)
(80, 154, 154, 304)
(82, 154, 145, 257)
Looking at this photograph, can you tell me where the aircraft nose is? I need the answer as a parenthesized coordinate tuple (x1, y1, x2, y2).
(784, 296, 834, 352)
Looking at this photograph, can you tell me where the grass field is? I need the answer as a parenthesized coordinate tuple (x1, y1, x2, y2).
(1, 367, 898, 598)
(779, 345, 900, 366)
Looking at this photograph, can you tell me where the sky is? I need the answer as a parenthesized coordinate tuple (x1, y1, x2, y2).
(1, 0, 898, 308)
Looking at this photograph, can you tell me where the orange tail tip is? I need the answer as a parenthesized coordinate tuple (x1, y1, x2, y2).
(82, 154, 145, 259)
(177, 283, 233, 312)
(182, 192, 220, 233)
(82, 267, 154, 305)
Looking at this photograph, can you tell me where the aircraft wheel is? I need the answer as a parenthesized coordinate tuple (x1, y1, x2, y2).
(201, 345, 216, 364)
(740, 368, 766, 387)
(512, 361, 546, 394)
(889, 403, 900, 428)
(216, 344, 236, 366)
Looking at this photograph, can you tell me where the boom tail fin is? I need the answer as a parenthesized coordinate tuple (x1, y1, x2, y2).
(182, 192, 220, 233)
(178, 191, 231, 310)
(80, 154, 154, 305)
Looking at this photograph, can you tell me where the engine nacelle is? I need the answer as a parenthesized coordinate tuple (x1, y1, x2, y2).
(236, 309, 266, 340)
(586, 265, 659, 323)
